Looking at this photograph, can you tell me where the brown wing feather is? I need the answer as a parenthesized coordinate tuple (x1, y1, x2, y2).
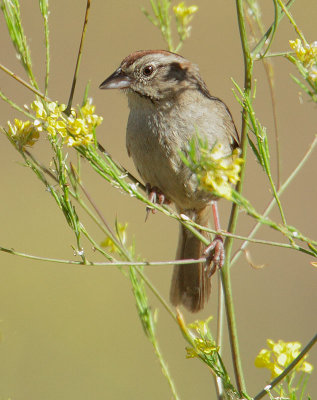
(194, 72, 240, 149)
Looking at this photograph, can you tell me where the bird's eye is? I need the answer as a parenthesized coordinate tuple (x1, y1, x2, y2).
(142, 65, 154, 76)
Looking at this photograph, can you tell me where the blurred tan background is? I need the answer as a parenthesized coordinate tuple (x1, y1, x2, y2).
(0, 1, 316, 399)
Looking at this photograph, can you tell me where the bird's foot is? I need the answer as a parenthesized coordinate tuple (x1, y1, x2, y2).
(145, 184, 170, 221)
(203, 235, 225, 277)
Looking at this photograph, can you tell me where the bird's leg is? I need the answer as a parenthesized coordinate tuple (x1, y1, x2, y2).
(145, 184, 170, 221)
(204, 201, 225, 277)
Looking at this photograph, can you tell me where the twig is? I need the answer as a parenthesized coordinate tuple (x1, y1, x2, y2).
(70, 163, 121, 249)
(0, 62, 48, 100)
(97, 142, 146, 192)
(65, 0, 91, 115)
(276, 0, 307, 45)
(0, 89, 35, 119)
(263, 60, 281, 189)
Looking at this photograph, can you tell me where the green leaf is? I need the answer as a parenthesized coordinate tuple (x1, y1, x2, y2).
(247, 134, 263, 167)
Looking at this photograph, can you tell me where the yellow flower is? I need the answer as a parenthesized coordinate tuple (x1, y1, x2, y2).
(31, 100, 66, 120)
(101, 223, 128, 254)
(66, 115, 92, 147)
(255, 339, 313, 379)
(199, 145, 243, 200)
(81, 100, 103, 129)
(173, 2, 198, 39)
(289, 39, 317, 67)
(183, 316, 218, 358)
(309, 65, 317, 81)
(289, 39, 317, 82)
(47, 101, 66, 117)
(31, 100, 48, 119)
(7, 119, 40, 150)
(173, 2, 198, 20)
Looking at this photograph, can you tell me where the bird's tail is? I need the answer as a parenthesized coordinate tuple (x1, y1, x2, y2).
(170, 206, 211, 313)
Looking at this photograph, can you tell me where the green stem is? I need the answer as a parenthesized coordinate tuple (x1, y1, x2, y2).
(151, 340, 179, 399)
(220, 1, 253, 396)
(165, 6, 173, 52)
(0, 89, 35, 119)
(80, 226, 115, 262)
(43, 14, 50, 97)
(258, 0, 278, 59)
(267, 171, 287, 226)
(276, 0, 307, 45)
(264, 61, 281, 189)
(0, 245, 84, 264)
(0, 62, 48, 100)
(261, 51, 293, 58)
(134, 266, 176, 321)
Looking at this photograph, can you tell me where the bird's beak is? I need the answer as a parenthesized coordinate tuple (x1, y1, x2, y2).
(99, 68, 132, 90)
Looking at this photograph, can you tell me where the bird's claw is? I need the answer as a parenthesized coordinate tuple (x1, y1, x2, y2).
(145, 184, 170, 221)
(203, 235, 225, 277)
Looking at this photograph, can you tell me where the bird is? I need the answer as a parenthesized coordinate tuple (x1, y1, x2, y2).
(99, 50, 239, 312)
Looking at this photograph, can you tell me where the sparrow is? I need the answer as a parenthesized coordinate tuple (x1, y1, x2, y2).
(100, 50, 239, 312)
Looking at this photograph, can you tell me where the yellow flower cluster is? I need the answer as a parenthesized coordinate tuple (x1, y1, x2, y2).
(31, 99, 103, 147)
(200, 144, 243, 200)
(173, 2, 198, 38)
(7, 119, 40, 150)
(186, 318, 218, 358)
(255, 339, 313, 379)
(289, 39, 317, 82)
(6, 99, 103, 150)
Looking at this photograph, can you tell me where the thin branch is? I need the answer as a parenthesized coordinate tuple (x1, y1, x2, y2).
(263, 60, 281, 189)
(0, 62, 48, 100)
(0, 89, 35, 119)
(258, 0, 279, 59)
(41, 2, 50, 97)
(276, 0, 307, 45)
(65, 0, 91, 115)
(0, 244, 205, 266)
(70, 163, 119, 247)
(134, 266, 176, 321)
(97, 142, 146, 192)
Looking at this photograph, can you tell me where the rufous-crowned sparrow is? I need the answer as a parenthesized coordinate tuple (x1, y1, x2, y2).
(100, 50, 239, 312)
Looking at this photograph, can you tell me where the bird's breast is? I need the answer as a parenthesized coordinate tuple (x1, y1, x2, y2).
(126, 106, 214, 209)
